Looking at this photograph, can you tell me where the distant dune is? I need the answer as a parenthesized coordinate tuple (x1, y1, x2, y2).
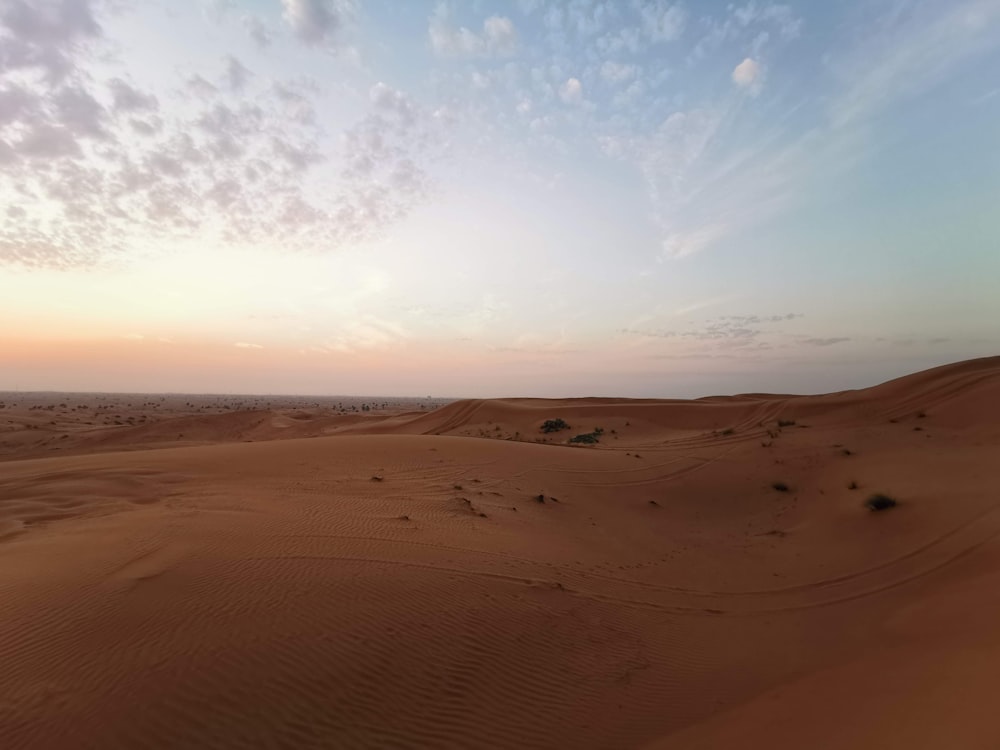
(1, 357, 999, 748)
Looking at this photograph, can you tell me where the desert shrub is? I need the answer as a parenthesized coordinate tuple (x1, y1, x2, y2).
(777, 419, 796, 427)
(771, 481, 790, 492)
(569, 432, 600, 444)
(864, 494, 897, 511)
(541, 418, 570, 433)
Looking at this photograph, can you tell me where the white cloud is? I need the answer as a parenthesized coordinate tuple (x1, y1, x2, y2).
(559, 77, 583, 104)
(234, 341, 264, 349)
(732, 57, 761, 88)
(429, 8, 517, 57)
(280, 0, 353, 47)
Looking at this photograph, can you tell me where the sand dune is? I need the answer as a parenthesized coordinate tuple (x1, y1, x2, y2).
(1, 357, 999, 748)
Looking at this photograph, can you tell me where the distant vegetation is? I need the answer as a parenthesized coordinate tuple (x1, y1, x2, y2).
(777, 419, 796, 427)
(771, 481, 790, 492)
(541, 418, 570, 433)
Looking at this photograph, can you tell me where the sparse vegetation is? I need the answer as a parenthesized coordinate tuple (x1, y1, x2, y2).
(864, 494, 897, 511)
(569, 427, 604, 444)
(541, 418, 570, 433)
(771, 481, 790, 492)
(848, 480, 859, 490)
(535, 494, 546, 503)
(720, 428, 735, 436)
(777, 419, 796, 427)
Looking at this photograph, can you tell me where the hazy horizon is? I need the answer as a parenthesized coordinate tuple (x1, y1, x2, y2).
(2, 0, 998, 397)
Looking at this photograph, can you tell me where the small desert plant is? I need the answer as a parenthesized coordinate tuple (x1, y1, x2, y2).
(864, 494, 897, 511)
(535, 494, 546, 503)
(777, 419, 796, 427)
(720, 428, 735, 436)
(569, 431, 601, 444)
(848, 480, 859, 490)
(541, 418, 570, 433)
(771, 481, 790, 492)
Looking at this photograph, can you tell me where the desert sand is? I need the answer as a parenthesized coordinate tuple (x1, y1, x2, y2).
(2, 357, 999, 749)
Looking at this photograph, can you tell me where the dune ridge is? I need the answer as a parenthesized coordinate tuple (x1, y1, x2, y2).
(1, 357, 999, 748)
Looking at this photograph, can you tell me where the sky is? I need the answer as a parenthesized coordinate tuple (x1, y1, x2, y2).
(1, 0, 998, 397)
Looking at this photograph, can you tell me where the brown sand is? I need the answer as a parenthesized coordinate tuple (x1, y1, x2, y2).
(1, 357, 999, 748)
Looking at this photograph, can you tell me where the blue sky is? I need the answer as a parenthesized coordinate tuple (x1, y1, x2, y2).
(0, 0, 998, 396)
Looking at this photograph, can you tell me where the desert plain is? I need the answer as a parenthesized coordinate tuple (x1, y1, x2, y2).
(2, 356, 999, 749)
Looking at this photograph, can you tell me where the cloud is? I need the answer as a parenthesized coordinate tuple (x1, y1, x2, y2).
(801, 337, 850, 347)
(429, 8, 517, 57)
(0, 0, 101, 82)
(641, 2, 686, 42)
(559, 77, 583, 104)
(280, 0, 353, 47)
(108, 78, 158, 113)
(830, 0, 1000, 128)
(661, 225, 727, 259)
(600, 61, 638, 84)
(234, 341, 263, 349)
(243, 15, 273, 48)
(224, 56, 252, 92)
(732, 57, 761, 88)
(621, 313, 803, 350)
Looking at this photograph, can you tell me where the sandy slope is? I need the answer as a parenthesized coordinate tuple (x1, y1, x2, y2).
(1, 357, 999, 748)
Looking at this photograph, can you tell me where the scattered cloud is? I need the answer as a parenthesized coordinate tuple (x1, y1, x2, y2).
(108, 78, 158, 113)
(732, 57, 761, 88)
(429, 8, 517, 58)
(235, 341, 263, 349)
(280, 0, 353, 48)
(640, 2, 686, 42)
(621, 313, 804, 348)
(801, 336, 850, 347)
(600, 61, 638, 84)
(559, 77, 583, 104)
(224, 55, 252, 92)
(0, 0, 101, 82)
(243, 14, 273, 48)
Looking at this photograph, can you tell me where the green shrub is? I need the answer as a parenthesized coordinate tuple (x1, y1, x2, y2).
(541, 418, 570, 433)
